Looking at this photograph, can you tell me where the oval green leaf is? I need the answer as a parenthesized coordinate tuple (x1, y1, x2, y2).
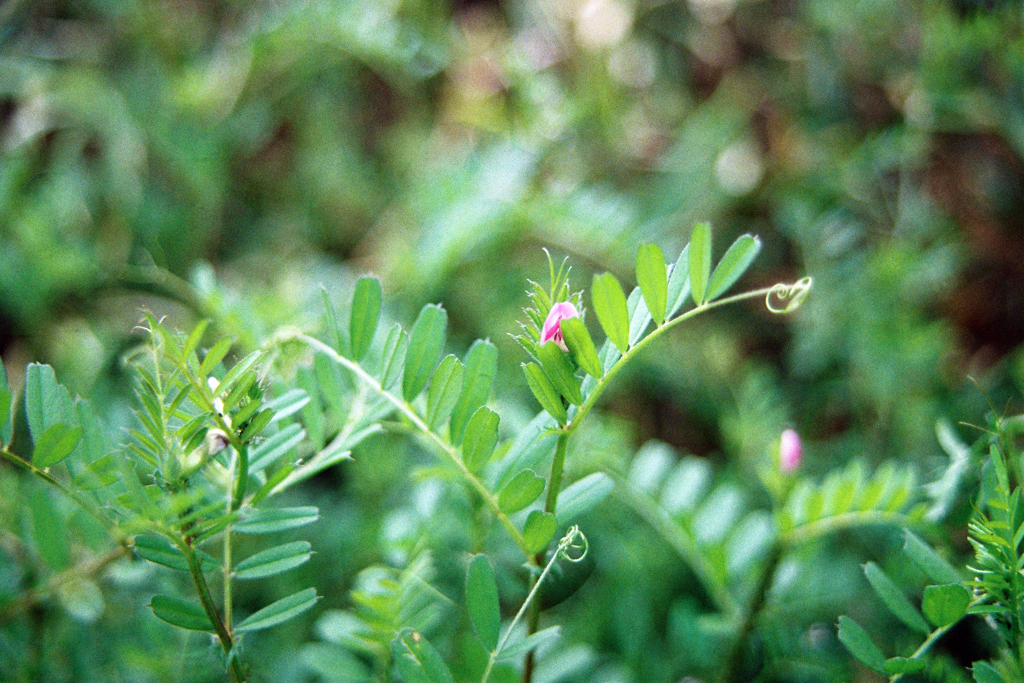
(426, 355, 464, 431)
(973, 661, 1007, 683)
(134, 535, 217, 572)
(239, 409, 274, 443)
(403, 304, 447, 401)
(884, 657, 926, 675)
(636, 243, 668, 326)
(837, 616, 885, 673)
(33, 423, 83, 468)
(537, 342, 582, 407)
(524, 510, 557, 554)
(449, 340, 497, 446)
(378, 323, 409, 390)
(462, 406, 499, 473)
(560, 317, 602, 379)
(150, 595, 214, 632)
(199, 337, 233, 379)
(665, 244, 692, 319)
(234, 506, 320, 534)
(591, 273, 630, 353)
(498, 470, 545, 514)
(863, 562, 930, 634)
(688, 222, 712, 305)
(466, 554, 501, 651)
(235, 587, 320, 632)
(350, 276, 382, 362)
(922, 583, 971, 627)
(706, 234, 761, 301)
(266, 388, 311, 424)
(249, 423, 306, 471)
(25, 363, 74, 443)
(320, 287, 345, 354)
(234, 541, 313, 580)
(556, 473, 613, 522)
(904, 531, 961, 584)
(522, 362, 566, 425)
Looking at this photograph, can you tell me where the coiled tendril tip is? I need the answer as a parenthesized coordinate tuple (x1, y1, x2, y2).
(558, 525, 589, 562)
(766, 277, 813, 314)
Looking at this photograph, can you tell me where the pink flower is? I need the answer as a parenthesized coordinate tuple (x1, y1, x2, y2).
(780, 429, 802, 472)
(541, 301, 580, 352)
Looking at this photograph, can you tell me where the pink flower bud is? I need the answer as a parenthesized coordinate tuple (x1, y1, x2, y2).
(780, 429, 802, 472)
(541, 301, 580, 352)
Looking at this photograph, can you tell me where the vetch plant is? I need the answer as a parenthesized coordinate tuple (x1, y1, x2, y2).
(0, 223, 816, 682)
(839, 410, 1024, 682)
(281, 224, 812, 683)
(0, 317, 347, 682)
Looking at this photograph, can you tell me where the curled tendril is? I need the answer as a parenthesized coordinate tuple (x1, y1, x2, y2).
(557, 525, 589, 562)
(766, 277, 813, 314)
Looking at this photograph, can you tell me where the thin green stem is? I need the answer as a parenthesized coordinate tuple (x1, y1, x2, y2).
(889, 598, 988, 683)
(223, 448, 236, 630)
(543, 432, 569, 516)
(292, 334, 533, 559)
(719, 544, 783, 683)
(522, 431, 570, 683)
(174, 536, 246, 683)
(566, 286, 781, 437)
(0, 447, 122, 541)
(482, 528, 583, 683)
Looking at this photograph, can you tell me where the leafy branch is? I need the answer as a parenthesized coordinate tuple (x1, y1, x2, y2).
(290, 332, 533, 558)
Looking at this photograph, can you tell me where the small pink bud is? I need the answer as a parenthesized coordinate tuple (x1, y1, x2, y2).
(780, 429, 802, 472)
(541, 301, 580, 352)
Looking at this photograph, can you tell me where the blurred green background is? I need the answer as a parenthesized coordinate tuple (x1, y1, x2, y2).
(0, 0, 1022, 681)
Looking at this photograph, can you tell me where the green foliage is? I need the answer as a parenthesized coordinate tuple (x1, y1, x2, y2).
(2, 0, 1020, 680)
(636, 244, 668, 327)
(524, 512, 558, 554)
(499, 470, 546, 514)
(234, 588, 320, 633)
(522, 362, 567, 426)
(591, 273, 630, 354)
(149, 595, 215, 632)
(306, 553, 447, 678)
(466, 555, 501, 651)
(349, 276, 383, 362)
(450, 340, 497, 446)
(404, 304, 448, 401)
(966, 436, 1024, 661)
(462, 407, 500, 473)
(688, 223, 712, 306)
(560, 317, 603, 380)
(233, 541, 313, 580)
(426, 355, 465, 430)
(706, 235, 762, 302)
(393, 628, 456, 683)
(838, 616, 886, 674)
(537, 342, 583, 407)
(863, 561, 930, 634)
